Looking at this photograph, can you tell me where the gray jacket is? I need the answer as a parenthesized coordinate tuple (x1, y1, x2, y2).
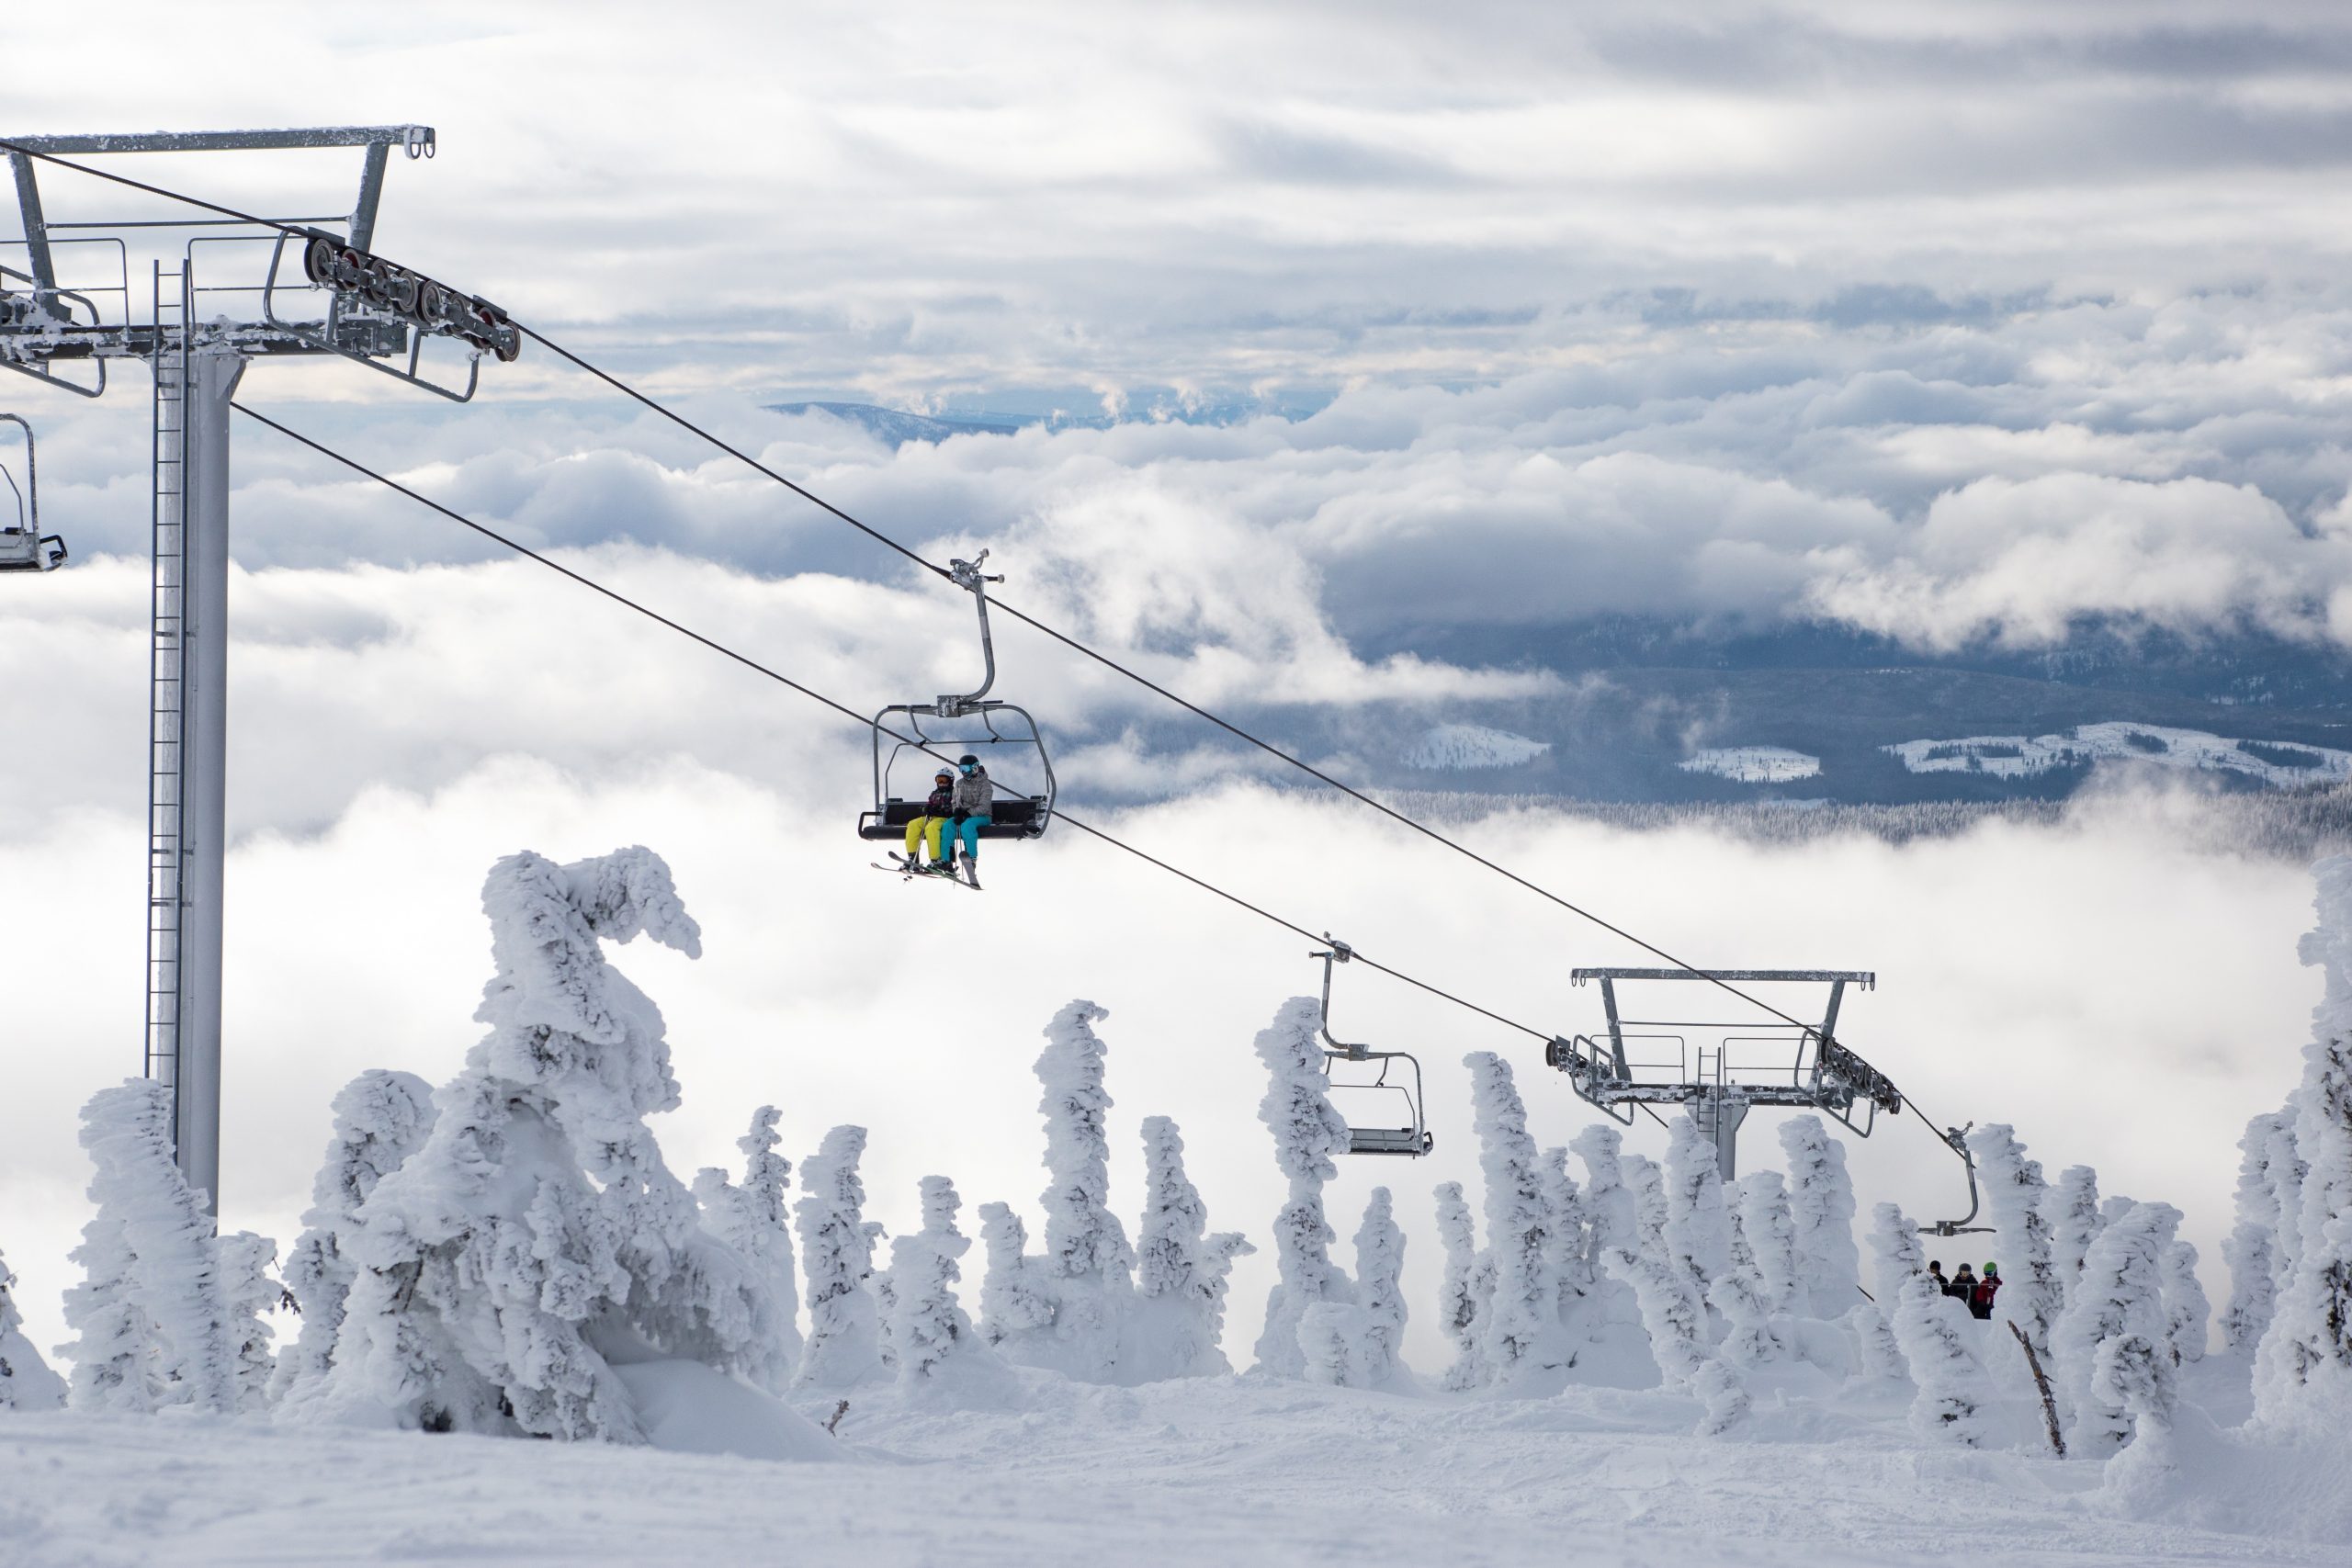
(951, 767, 994, 817)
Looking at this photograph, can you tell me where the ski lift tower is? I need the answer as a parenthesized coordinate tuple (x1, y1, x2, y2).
(1, 128, 516, 1219)
(1544, 968, 1905, 1179)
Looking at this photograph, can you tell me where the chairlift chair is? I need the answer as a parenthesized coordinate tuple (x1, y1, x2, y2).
(0, 413, 65, 571)
(855, 551, 1057, 843)
(1313, 937, 1433, 1156)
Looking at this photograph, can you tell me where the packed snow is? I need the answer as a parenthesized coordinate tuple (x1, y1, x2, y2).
(1885, 722, 2352, 786)
(6, 842, 2352, 1565)
(1400, 723, 1550, 770)
(1679, 746, 1824, 783)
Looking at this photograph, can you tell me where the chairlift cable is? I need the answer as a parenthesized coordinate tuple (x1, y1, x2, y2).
(0, 134, 1817, 1036)
(232, 401, 1560, 1048)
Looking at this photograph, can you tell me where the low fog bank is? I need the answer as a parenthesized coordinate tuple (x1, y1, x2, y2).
(0, 762, 2318, 1371)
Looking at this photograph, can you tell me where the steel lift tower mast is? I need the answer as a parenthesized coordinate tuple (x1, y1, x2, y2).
(1, 128, 514, 1219)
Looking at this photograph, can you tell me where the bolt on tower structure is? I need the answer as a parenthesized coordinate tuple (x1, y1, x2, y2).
(1, 127, 514, 1218)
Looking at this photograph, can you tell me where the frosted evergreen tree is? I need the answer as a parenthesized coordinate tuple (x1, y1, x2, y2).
(2043, 1165, 2104, 1315)
(1351, 1187, 1408, 1387)
(795, 1125, 885, 1391)
(0, 1246, 65, 1411)
(2052, 1200, 2177, 1457)
(889, 1177, 1013, 1402)
(2254, 853, 2352, 1434)
(692, 1103, 802, 1390)
(1891, 1271, 1987, 1446)
(1778, 1114, 1861, 1316)
(865, 1219, 897, 1371)
(1663, 1116, 1732, 1304)
(219, 1232, 281, 1413)
(274, 1068, 434, 1408)
(1967, 1124, 2061, 1354)
(60, 1079, 232, 1415)
(2160, 1239, 2210, 1365)
(1623, 1154, 1669, 1251)
(1602, 1244, 1748, 1434)
(323, 848, 764, 1441)
(2096, 1327, 2181, 1504)
(1465, 1052, 1554, 1382)
(1253, 996, 1353, 1378)
(1570, 1125, 1639, 1259)
(1867, 1201, 1926, 1307)
(1297, 1301, 1376, 1388)
(1538, 1146, 1597, 1337)
(1197, 1233, 1255, 1359)
(976, 1202, 1057, 1347)
(2221, 1111, 2288, 1354)
(1028, 1000, 1135, 1377)
(1130, 1115, 1236, 1378)
(1742, 1172, 1803, 1317)
(2098, 1195, 2136, 1230)
(1433, 1180, 1489, 1391)
(2260, 1107, 2308, 1290)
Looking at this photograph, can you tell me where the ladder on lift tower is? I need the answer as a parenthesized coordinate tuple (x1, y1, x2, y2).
(143, 265, 188, 1119)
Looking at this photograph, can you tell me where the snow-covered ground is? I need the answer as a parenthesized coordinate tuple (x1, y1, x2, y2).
(1401, 723, 1551, 770)
(1679, 747, 1824, 784)
(1885, 723, 2352, 786)
(4, 1359, 2338, 1568)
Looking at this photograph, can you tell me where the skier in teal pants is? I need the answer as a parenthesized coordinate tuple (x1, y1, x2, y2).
(944, 753, 993, 887)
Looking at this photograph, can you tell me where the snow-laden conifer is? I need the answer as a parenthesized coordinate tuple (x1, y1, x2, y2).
(2259, 1108, 2308, 1289)
(692, 1104, 802, 1389)
(976, 1201, 1056, 1347)
(1778, 1115, 1861, 1317)
(795, 1124, 885, 1391)
(1742, 1172, 1802, 1317)
(1539, 1146, 1592, 1310)
(2052, 1201, 2177, 1456)
(61, 1079, 232, 1414)
(2253, 853, 2352, 1433)
(1433, 1180, 1488, 1391)
(2160, 1238, 2209, 1366)
(1032, 1000, 1134, 1373)
(1351, 1187, 1408, 1388)
(1464, 1052, 1553, 1381)
(1967, 1124, 2061, 1353)
(890, 1176, 1014, 1402)
(1867, 1201, 1925, 1308)
(1253, 996, 1353, 1378)
(1623, 1153, 1668, 1250)
(219, 1232, 281, 1413)
(1197, 1233, 1255, 1357)
(1129, 1115, 1237, 1378)
(1602, 1244, 1747, 1433)
(324, 848, 763, 1440)
(1663, 1115, 1732, 1304)
(1571, 1125, 1639, 1259)
(1891, 1271, 1987, 1445)
(2221, 1111, 2288, 1354)
(2043, 1165, 2104, 1315)
(273, 1069, 433, 1408)
(0, 1246, 65, 1411)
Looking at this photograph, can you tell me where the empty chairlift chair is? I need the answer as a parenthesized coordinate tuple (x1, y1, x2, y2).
(1313, 937, 1432, 1156)
(856, 551, 1056, 843)
(0, 414, 65, 571)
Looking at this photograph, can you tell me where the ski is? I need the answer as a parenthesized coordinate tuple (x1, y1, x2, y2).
(872, 856, 980, 889)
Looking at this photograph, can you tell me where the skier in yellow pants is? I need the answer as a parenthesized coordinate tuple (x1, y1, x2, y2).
(904, 767, 956, 871)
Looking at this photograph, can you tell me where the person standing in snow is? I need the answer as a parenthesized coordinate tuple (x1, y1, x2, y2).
(1928, 1259, 1950, 1295)
(904, 767, 957, 874)
(1950, 1262, 1978, 1304)
(943, 753, 993, 888)
(1970, 1262, 2001, 1321)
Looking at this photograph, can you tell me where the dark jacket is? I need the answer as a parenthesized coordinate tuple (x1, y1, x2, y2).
(1949, 1269, 1977, 1302)
(951, 766, 994, 818)
(921, 783, 955, 816)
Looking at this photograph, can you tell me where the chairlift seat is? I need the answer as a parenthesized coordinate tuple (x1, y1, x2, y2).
(858, 795, 1047, 840)
(1347, 1126, 1435, 1156)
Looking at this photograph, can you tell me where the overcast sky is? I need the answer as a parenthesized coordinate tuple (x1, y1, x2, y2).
(4, 3, 2348, 1364)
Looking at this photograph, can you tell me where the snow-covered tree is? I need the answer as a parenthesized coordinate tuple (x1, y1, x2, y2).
(1602, 1245, 1747, 1434)
(2254, 853, 2352, 1434)
(1351, 1187, 1408, 1388)
(1571, 1125, 1639, 1260)
(219, 1232, 281, 1413)
(1892, 1271, 1987, 1446)
(322, 848, 765, 1440)
(867, 1219, 898, 1371)
(692, 1104, 802, 1390)
(976, 1202, 1056, 1348)
(1296, 1301, 1376, 1388)
(0, 1247, 65, 1411)
(2221, 1111, 2288, 1355)
(1031, 1000, 1135, 1373)
(1623, 1154, 1668, 1250)
(1196, 1233, 1255, 1359)
(2043, 1165, 2104, 1315)
(274, 1069, 434, 1409)
(889, 1177, 1014, 1403)
(795, 1124, 885, 1391)
(2259, 1105, 2308, 1290)
(1130, 1115, 1237, 1379)
(60, 1079, 232, 1415)
(1778, 1115, 1861, 1316)
(1253, 997, 1353, 1378)
(2052, 1201, 2177, 1456)
(1867, 1201, 1925, 1308)
(1663, 1115, 1732, 1305)
(1433, 1180, 1488, 1392)
(1464, 1052, 1553, 1382)
(1742, 1172, 1802, 1317)
(1966, 1124, 2060, 1353)
(2160, 1238, 2209, 1366)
